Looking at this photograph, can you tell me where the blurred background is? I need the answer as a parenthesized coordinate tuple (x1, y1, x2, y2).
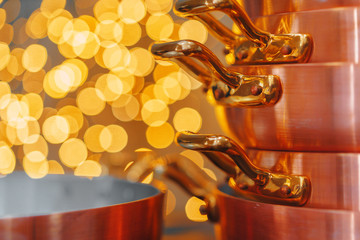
(0, 0, 235, 238)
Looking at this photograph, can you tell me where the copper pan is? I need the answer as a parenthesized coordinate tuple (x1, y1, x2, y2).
(151, 39, 360, 152)
(214, 62, 360, 152)
(242, 0, 360, 18)
(176, 131, 360, 210)
(0, 172, 164, 240)
(252, 6, 360, 63)
(127, 153, 360, 240)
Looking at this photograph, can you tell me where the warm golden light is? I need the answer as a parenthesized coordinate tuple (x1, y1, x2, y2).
(185, 197, 208, 222)
(59, 138, 88, 168)
(0, 0, 209, 181)
(179, 20, 208, 44)
(76, 87, 106, 115)
(146, 122, 174, 149)
(42, 115, 70, 144)
(141, 99, 169, 127)
(74, 160, 102, 177)
(22, 44, 48, 73)
(180, 150, 204, 168)
(173, 107, 202, 132)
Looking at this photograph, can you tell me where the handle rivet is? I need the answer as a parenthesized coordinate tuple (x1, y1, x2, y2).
(213, 88, 225, 100)
(280, 185, 292, 196)
(251, 85, 263, 96)
(280, 45, 292, 55)
(199, 205, 208, 215)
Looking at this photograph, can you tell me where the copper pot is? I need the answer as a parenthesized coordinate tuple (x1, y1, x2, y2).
(217, 62, 360, 152)
(176, 131, 360, 210)
(243, 0, 360, 18)
(0, 172, 164, 240)
(151, 39, 360, 152)
(129, 153, 360, 240)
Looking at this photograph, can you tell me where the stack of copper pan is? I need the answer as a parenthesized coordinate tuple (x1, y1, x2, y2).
(151, 0, 360, 239)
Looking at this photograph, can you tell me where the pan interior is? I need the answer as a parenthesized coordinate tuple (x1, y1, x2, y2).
(0, 172, 159, 218)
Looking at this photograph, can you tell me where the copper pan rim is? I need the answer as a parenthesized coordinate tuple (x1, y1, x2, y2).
(0, 172, 165, 240)
(217, 63, 360, 152)
(215, 184, 360, 240)
(246, 6, 360, 63)
(242, 149, 360, 210)
(243, 0, 360, 18)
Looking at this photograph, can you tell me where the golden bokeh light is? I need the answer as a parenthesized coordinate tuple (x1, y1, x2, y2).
(23, 157, 49, 179)
(185, 197, 208, 222)
(102, 124, 128, 153)
(59, 138, 88, 168)
(74, 160, 102, 177)
(145, 0, 173, 16)
(23, 70, 45, 94)
(111, 94, 140, 122)
(22, 44, 48, 73)
(95, 73, 123, 102)
(180, 150, 204, 168)
(173, 107, 202, 133)
(23, 135, 48, 158)
(48, 160, 65, 174)
(0, 0, 210, 182)
(42, 115, 70, 144)
(179, 20, 208, 44)
(40, 0, 67, 17)
(58, 105, 84, 135)
(118, 0, 146, 24)
(146, 14, 174, 41)
(0, 8, 6, 30)
(203, 168, 217, 181)
(84, 124, 106, 152)
(76, 87, 106, 115)
(0, 145, 15, 175)
(165, 189, 176, 216)
(0, 42, 10, 71)
(141, 99, 169, 127)
(146, 122, 174, 149)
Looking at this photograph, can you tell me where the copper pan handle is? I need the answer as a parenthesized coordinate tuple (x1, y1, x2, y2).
(176, 131, 311, 206)
(151, 40, 282, 107)
(125, 153, 219, 221)
(174, 0, 313, 64)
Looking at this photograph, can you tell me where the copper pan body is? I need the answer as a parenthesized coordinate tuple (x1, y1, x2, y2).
(243, 0, 360, 18)
(0, 172, 164, 240)
(215, 185, 360, 240)
(215, 63, 360, 152)
(246, 7, 360, 63)
(245, 149, 360, 210)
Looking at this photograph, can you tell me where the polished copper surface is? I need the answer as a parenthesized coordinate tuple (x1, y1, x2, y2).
(176, 131, 311, 206)
(0, 173, 164, 240)
(247, 7, 360, 64)
(216, 186, 360, 240)
(242, 0, 360, 18)
(215, 62, 360, 152)
(244, 149, 360, 211)
(135, 152, 360, 240)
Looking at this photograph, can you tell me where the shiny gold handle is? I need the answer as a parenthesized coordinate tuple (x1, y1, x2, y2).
(151, 40, 282, 107)
(174, 0, 313, 64)
(125, 153, 219, 221)
(176, 131, 311, 206)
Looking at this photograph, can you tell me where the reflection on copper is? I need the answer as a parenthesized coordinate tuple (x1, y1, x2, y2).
(249, 7, 360, 63)
(242, 0, 360, 18)
(216, 63, 360, 152)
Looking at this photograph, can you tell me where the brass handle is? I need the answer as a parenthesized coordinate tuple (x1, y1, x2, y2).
(125, 153, 219, 221)
(151, 40, 282, 107)
(176, 131, 311, 206)
(174, 0, 313, 64)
